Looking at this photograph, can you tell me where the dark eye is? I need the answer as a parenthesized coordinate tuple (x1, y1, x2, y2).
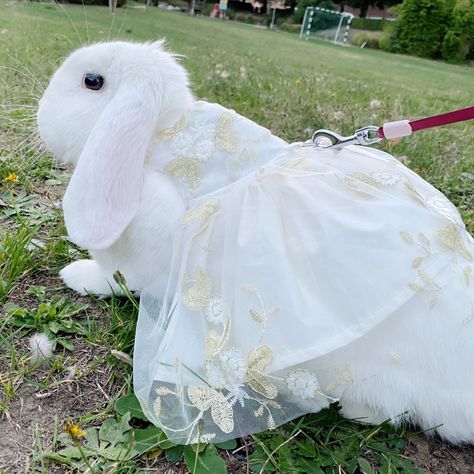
(83, 73, 105, 91)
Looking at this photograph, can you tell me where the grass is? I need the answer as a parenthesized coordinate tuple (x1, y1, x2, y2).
(0, 1, 473, 472)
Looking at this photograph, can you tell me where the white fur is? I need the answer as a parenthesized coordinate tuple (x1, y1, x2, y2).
(29, 333, 53, 364)
(37, 41, 474, 444)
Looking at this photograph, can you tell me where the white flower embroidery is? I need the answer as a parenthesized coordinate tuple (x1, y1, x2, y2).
(285, 369, 320, 399)
(427, 195, 463, 225)
(219, 348, 246, 385)
(227, 385, 250, 408)
(204, 296, 224, 325)
(371, 173, 401, 186)
(190, 433, 216, 444)
(205, 348, 246, 390)
(170, 123, 216, 163)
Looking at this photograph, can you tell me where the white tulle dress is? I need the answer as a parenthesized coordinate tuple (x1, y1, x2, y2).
(133, 101, 474, 444)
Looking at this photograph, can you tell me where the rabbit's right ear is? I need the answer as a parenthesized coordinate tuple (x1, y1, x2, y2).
(63, 85, 159, 251)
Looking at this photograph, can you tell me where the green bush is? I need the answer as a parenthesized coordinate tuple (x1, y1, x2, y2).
(234, 12, 253, 23)
(386, 0, 451, 58)
(441, 0, 474, 61)
(351, 17, 385, 31)
(200, 3, 215, 16)
(352, 31, 380, 48)
(378, 31, 392, 50)
(279, 21, 302, 33)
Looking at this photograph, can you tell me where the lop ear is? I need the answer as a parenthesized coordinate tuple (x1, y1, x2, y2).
(63, 86, 159, 250)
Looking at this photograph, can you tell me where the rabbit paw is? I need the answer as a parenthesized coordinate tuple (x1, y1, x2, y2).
(60, 259, 121, 296)
(340, 401, 388, 425)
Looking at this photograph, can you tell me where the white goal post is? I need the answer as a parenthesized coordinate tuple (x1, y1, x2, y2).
(300, 7, 353, 45)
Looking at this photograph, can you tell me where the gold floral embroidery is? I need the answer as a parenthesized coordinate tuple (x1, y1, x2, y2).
(152, 396, 162, 418)
(343, 173, 380, 193)
(181, 198, 220, 235)
(342, 172, 403, 195)
(401, 223, 473, 310)
(151, 269, 331, 440)
(245, 346, 277, 399)
(165, 157, 202, 189)
(155, 115, 187, 141)
(183, 266, 212, 310)
(215, 112, 238, 153)
(187, 385, 234, 433)
(404, 181, 425, 204)
(326, 365, 353, 392)
(401, 230, 441, 302)
(437, 223, 473, 262)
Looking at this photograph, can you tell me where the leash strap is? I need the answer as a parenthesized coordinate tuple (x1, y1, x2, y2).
(380, 106, 474, 140)
(310, 106, 474, 149)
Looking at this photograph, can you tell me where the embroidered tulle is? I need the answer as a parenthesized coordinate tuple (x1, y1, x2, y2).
(134, 103, 474, 444)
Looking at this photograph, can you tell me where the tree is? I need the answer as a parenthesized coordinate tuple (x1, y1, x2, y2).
(442, 0, 474, 61)
(333, 0, 402, 17)
(293, 0, 334, 23)
(385, 0, 451, 58)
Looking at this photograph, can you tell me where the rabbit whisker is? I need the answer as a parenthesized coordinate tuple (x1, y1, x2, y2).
(54, 0, 83, 46)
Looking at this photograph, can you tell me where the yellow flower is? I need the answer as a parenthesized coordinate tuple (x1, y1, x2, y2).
(64, 422, 86, 440)
(295, 79, 301, 86)
(5, 173, 18, 183)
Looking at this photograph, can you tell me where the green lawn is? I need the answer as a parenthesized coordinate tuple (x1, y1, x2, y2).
(0, 1, 473, 472)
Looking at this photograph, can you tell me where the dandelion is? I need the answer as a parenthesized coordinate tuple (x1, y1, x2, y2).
(64, 422, 94, 472)
(370, 99, 382, 109)
(295, 79, 301, 86)
(64, 422, 86, 440)
(29, 333, 53, 364)
(5, 172, 18, 183)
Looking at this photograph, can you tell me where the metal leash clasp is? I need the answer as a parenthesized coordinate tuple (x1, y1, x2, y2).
(306, 125, 382, 150)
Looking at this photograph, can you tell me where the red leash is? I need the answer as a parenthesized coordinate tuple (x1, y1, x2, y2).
(311, 106, 474, 149)
(379, 106, 474, 139)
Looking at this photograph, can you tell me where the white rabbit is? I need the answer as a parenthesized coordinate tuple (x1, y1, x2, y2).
(38, 41, 192, 296)
(37, 41, 474, 445)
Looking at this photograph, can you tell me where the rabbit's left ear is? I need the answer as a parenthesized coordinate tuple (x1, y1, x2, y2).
(63, 86, 159, 250)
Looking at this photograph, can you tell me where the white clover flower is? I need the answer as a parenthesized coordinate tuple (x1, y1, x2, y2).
(285, 369, 320, 399)
(203, 296, 224, 325)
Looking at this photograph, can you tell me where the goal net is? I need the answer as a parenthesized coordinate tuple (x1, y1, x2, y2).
(300, 7, 353, 45)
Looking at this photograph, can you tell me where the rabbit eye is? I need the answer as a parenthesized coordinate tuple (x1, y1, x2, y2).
(83, 73, 105, 91)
